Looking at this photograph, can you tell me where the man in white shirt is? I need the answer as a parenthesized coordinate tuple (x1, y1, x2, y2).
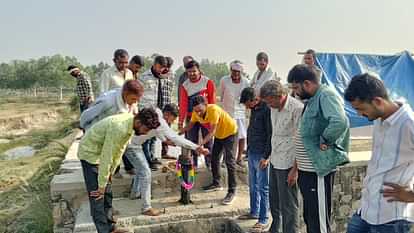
(220, 60, 250, 166)
(345, 73, 413, 233)
(260, 80, 303, 233)
(251, 52, 276, 95)
(100, 49, 134, 95)
(128, 107, 209, 216)
(302, 49, 322, 80)
(139, 55, 174, 169)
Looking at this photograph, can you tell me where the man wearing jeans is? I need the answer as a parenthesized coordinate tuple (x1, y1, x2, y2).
(260, 80, 303, 233)
(345, 73, 413, 233)
(239, 87, 272, 231)
(181, 96, 238, 205)
(127, 107, 209, 216)
(288, 64, 350, 233)
(78, 109, 160, 233)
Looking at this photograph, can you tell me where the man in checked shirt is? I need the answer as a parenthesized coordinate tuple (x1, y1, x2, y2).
(68, 65, 94, 113)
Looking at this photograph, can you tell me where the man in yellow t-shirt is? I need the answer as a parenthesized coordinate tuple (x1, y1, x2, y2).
(181, 95, 238, 205)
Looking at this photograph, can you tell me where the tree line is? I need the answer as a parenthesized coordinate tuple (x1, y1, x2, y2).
(0, 54, 230, 93)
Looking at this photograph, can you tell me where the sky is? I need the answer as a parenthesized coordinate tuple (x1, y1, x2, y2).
(1, 0, 413, 78)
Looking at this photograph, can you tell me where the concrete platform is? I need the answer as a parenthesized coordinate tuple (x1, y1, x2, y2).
(73, 187, 251, 233)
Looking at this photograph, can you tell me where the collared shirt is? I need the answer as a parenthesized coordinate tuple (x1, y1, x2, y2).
(360, 103, 414, 225)
(100, 66, 134, 94)
(190, 104, 237, 139)
(76, 72, 94, 101)
(220, 75, 250, 119)
(270, 95, 303, 169)
(139, 68, 173, 109)
(80, 88, 138, 130)
(250, 66, 276, 95)
(247, 101, 272, 159)
(78, 113, 134, 188)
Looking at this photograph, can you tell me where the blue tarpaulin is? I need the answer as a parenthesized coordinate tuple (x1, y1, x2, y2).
(315, 51, 414, 128)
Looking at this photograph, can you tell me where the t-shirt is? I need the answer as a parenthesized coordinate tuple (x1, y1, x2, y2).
(295, 128, 315, 172)
(220, 75, 249, 119)
(190, 104, 237, 139)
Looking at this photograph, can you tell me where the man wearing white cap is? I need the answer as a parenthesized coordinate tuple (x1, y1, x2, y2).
(220, 60, 250, 166)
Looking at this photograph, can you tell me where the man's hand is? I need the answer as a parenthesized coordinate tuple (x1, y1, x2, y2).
(90, 187, 105, 200)
(196, 146, 209, 156)
(382, 182, 414, 203)
(178, 125, 185, 135)
(320, 143, 328, 151)
(287, 167, 298, 187)
(259, 159, 269, 170)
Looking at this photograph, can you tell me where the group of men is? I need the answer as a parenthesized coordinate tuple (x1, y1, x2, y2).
(68, 48, 414, 233)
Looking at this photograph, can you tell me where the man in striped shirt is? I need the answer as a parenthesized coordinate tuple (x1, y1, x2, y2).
(345, 73, 413, 233)
(288, 64, 350, 233)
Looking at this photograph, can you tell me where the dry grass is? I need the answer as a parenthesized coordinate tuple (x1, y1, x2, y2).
(0, 97, 78, 233)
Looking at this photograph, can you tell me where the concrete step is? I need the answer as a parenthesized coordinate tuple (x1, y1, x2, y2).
(73, 187, 251, 233)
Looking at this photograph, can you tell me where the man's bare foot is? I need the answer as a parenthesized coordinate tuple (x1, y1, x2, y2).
(142, 208, 161, 216)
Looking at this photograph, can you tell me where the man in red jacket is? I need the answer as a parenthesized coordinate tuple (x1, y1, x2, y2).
(178, 60, 216, 168)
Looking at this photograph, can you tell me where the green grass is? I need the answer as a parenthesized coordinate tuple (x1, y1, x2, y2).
(0, 104, 78, 233)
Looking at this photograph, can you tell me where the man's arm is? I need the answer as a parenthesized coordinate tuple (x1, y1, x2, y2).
(80, 99, 109, 129)
(206, 80, 216, 104)
(219, 78, 225, 103)
(178, 86, 188, 127)
(383, 182, 414, 203)
(200, 123, 217, 146)
(100, 72, 108, 95)
(97, 124, 125, 189)
(320, 93, 349, 145)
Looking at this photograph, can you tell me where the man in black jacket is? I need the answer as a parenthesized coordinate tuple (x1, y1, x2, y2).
(238, 87, 272, 232)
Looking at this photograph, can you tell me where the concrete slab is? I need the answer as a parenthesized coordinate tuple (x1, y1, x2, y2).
(349, 151, 371, 162)
(350, 125, 373, 139)
(73, 187, 250, 233)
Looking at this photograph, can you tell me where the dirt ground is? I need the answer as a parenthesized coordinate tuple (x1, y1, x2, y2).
(0, 97, 78, 233)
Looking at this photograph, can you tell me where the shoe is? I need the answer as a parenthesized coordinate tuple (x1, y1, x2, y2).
(238, 213, 259, 220)
(150, 162, 160, 171)
(202, 183, 223, 192)
(142, 208, 161, 216)
(222, 192, 236, 205)
(250, 222, 268, 233)
(129, 191, 141, 200)
(152, 158, 162, 165)
(162, 154, 176, 160)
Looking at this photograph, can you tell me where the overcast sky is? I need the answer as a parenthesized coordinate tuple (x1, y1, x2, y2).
(1, 0, 413, 78)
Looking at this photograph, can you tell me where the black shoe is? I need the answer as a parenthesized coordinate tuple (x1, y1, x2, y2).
(202, 183, 223, 192)
(150, 162, 160, 171)
(152, 158, 162, 165)
(222, 192, 236, 205)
